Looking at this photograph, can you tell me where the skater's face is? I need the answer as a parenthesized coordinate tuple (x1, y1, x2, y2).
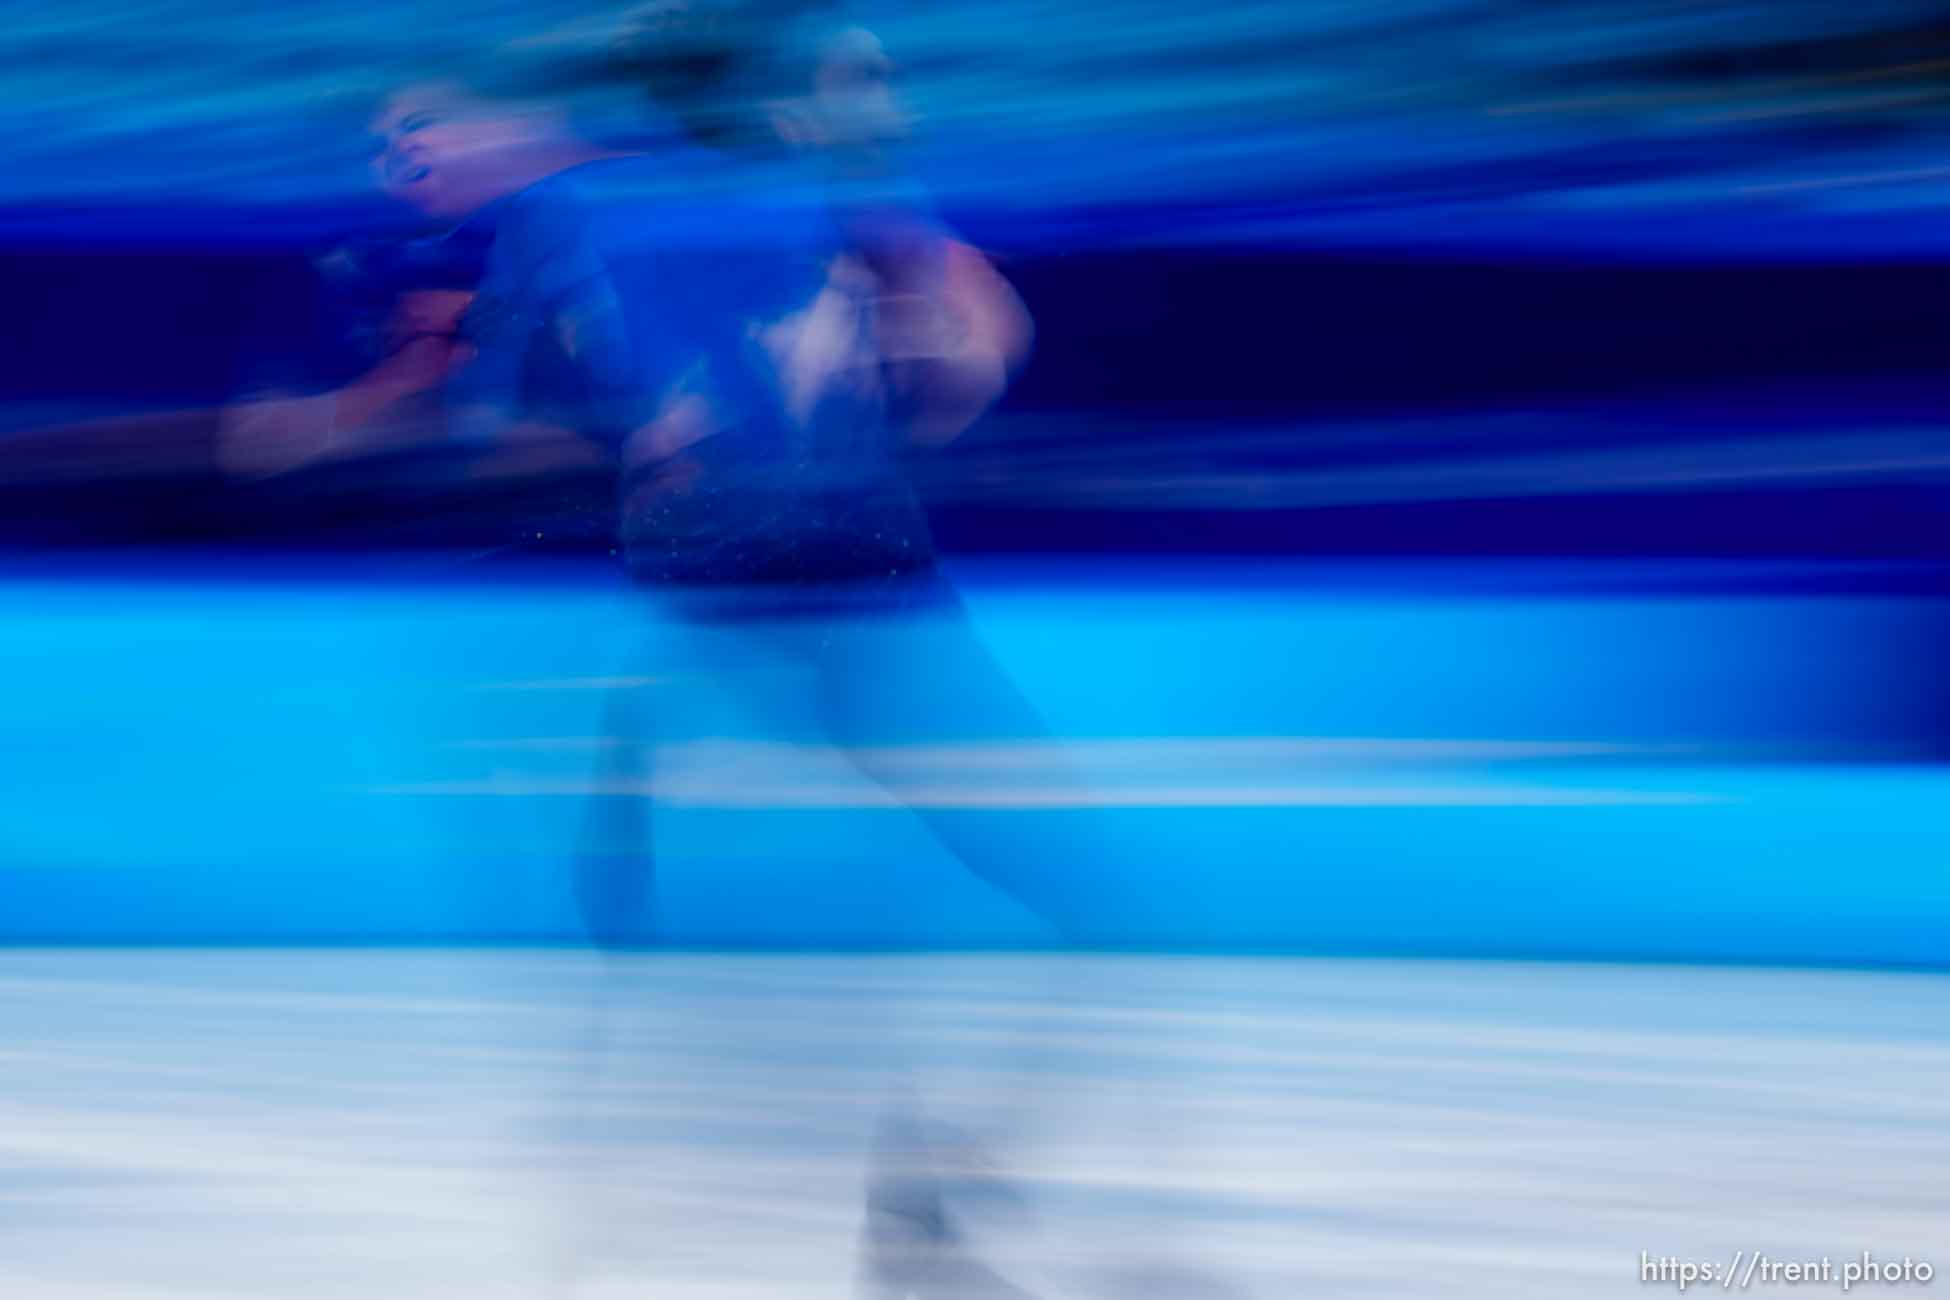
(369, 84, 537, 219)
(778, 27, 910, 153)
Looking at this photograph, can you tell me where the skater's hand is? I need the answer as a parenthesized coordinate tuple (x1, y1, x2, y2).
(624, 392, 716, 466)
(385, 290, 474, 354)
(760, 256, 882, 427)
(215, 391, 340, 479)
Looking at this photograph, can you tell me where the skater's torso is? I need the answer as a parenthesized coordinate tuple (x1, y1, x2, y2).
(452, 151, 938, 587)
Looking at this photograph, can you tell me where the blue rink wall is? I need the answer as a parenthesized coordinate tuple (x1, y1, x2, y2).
(2, 555, 1946, 967)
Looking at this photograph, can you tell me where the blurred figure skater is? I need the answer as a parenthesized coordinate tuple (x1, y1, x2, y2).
(0, 97, 508, 489)
(589, 11, 1140, 1298)
(221, 80, 627, 482)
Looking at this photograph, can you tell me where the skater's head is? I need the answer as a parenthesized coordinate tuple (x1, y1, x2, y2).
(611, 0, 756, 148)
(368, 80, 575, 218)
(761, 20, 910, 155)
(612, 3, 909, 156)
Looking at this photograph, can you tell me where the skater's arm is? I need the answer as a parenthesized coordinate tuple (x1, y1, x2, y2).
(214, 289, 478, 478)
(872, 232, 1032, 448)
